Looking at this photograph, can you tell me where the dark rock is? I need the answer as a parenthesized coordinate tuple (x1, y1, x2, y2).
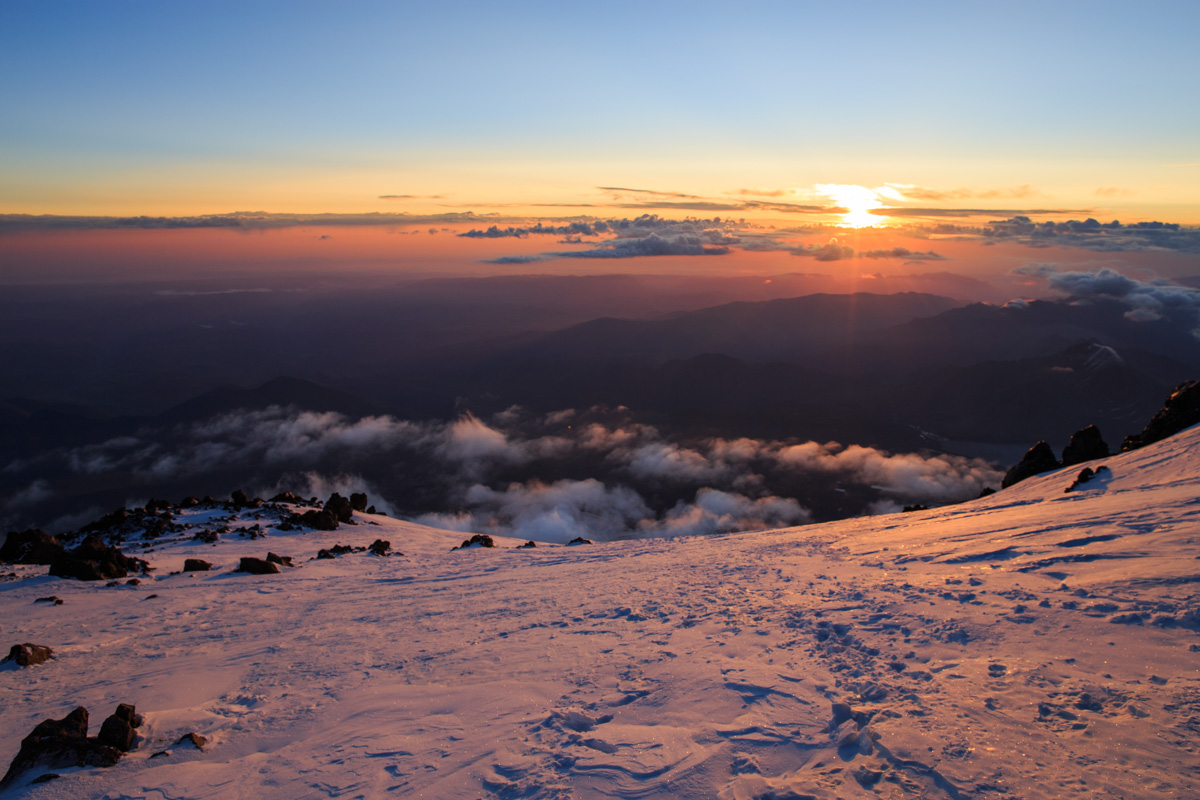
(126, 578, 140, 586)
(567, 537, 593, 546)
(194, 530, 219, 543)
(4, 643, 54, 667)
(0, 707, 121, 789)
(1001, 441, 1060, 489)
(295, 509, 338, 531)
(368, 539, 391, 556)
(31, 773, 60, 783)
(1123, 380, 1200, 451)
(270, 491, 303, 504)
(366, 505, 377, 515)
(349, 492, 368, 512)
(183, 559, 212, 572)
(902, 504, 928, 513)
(1065, 465, 1109, 493)
(0, 529, 64, 565)
(96, 715, 134, 752)
(179, 496, 200, 508)
(265, 552, 293, 567)
(34, 596, 63, 605)
(230, 489, 250, 507)
(324, 493, 355, 524)
(316, 549, 335, 559)
(236, 557, 279, 575)
(978, 487, 996, 498)
(519, 540, 537, 548)
(1061, 424, 1109, 466)
(49, 536, 149, 581)
(145, 498, 171, 512)
(455, 534, 495, 550)
(174, 732, 207, 750)
(114, 703, 143, 728)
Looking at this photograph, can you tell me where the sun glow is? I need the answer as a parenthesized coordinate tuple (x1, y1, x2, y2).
(816, 184, 890, 228)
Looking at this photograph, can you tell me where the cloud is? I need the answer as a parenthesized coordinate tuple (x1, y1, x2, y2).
(425, 478, 654, 543)
(553, 232, 730, 259)
(482, 255, 551, 264)
(860, 247, 946, 261)
(791, 240, 855, 261)
(645, 489, 811, 537)
(598, 186, 705, 200)
(5, 479, 52, 510)
(459, 221, 603, 238)
(379, 194, 445, 200)
(264, 472, 397, 515)
(976, 216, 1200, 253)
(1013, 264, 1200, 328)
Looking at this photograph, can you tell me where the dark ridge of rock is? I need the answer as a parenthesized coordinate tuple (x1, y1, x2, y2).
(324, 493, 355, 524)
(567, 537, 593, 546)
(1001, 441, 1061, 489)
(48, 536, 150, 582)
(519, 540, 537, 548)
(4, 643, 54, 667)
(293, 509, 338, 531)
(179, 496, 200, 508)
(902, 504, 929, 513)
(1122, 379, 1200, 451)
(270, 491, 303, 504)
(34, 596, 62, 605)
(182, 559, 212, 572)
(1061, 424, 1110, 467)
(237, 557, 279, 575)
(96, 715, 134, 752)
(978, 487, 996, 498)
(368, 539, 391, 556)
(349, 492, 368, 512)
(366, 505, 377, 515)
(230, 489, 250, 507)
(265, 552, 293, 567)
(0, 707, 121, 789)
(144, 498, 171, 513)
(454, 534, 495, 550)
(1066, 465, 1109, 493)
(0, 529, 64, 565)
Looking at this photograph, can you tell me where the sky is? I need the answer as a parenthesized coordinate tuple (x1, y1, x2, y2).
(2, 0, 1199, 224)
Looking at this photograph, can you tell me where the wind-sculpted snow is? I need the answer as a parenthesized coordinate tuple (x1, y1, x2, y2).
(3, 424, 1200, 797)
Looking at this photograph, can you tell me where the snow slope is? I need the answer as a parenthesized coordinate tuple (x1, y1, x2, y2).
(3, 426, 1200, 799)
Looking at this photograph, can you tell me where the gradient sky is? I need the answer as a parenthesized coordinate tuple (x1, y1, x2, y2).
(2, 0, 1198, 222)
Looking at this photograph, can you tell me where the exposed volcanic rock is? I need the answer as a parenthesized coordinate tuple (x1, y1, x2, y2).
(0, 707, 122, 789)
(454, 534, 495, 550)
(48, 536, 150, 581)
(1123, 380, 1200, 451)
(237, 557, 279, 575)
(182, 559, 212, 572)
(324, 493, 355, 524)
(350, 492, 368, 512)
(368, 539, 392, 556)
(1061, 424, 1110, 467)
(3, 643, 54, 667)
(0, 529, 63, 565)
(567, 537, 594, 546)
(294, 509, 339, 531)
(1001, 441, 1061, 489)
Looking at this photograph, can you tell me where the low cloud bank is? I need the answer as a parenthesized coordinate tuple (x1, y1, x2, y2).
(12, 405, 1001, 541)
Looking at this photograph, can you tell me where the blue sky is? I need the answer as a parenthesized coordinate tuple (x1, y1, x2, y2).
(2, 1, 1198, 218)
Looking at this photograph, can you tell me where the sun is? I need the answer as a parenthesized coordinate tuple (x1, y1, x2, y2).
(816, 184, 890, 228)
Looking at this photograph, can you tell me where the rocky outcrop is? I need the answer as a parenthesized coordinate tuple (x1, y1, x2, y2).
(1001, 441, 1060, 489)
(48, 536, 149, 581)
(295, 509, 339, 530)
(1122, 380, 1200, 451)
(0, 707, 123, 789)
(350, 492, 368, 512)
(368, 539, 392, 556)
(1061, 424, 1110, 467)
(3, 643, 54, 667)
(182, 559, 212, 572)
(454, 534, 495, 550)
(324, 493, 355, 524)
(0, 529, 63, 565)
(237, 557, 279, 575)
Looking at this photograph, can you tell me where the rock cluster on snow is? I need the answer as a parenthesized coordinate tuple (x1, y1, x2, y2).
(1061, 424, 1109, 466)
(3, 643, 54, 667)
(0, 704, 142, 789)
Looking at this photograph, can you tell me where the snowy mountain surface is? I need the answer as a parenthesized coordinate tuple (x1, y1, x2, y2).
(4, 426, 1200, 799)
